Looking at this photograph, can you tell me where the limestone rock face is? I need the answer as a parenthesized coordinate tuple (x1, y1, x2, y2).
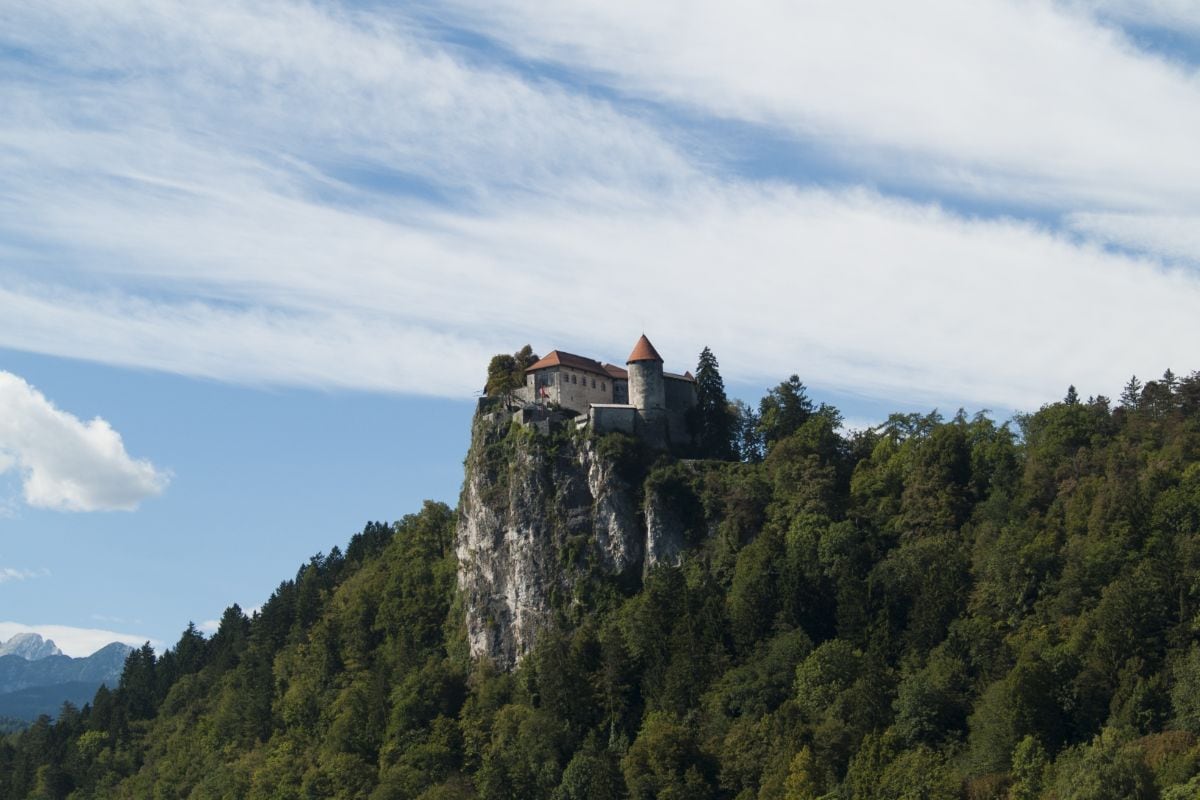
(584, 439, 643, 575)
(643, 488, 686, 573)
(457, 413, 661, 668)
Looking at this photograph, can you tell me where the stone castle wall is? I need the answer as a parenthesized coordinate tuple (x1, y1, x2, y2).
(589, 404, 637, 436)
(664, 375, 697, 446)
(523, 366, 614, 413)
(628, 361, 665, 412)
(512, 346, 695, 449)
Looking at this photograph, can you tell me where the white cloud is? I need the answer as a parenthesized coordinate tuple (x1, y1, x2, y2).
(1082, 0, 1200, 36)
(0, 621, 157, 658)
(0, 371, 169, 511)
(1068, 211, 1200, 263)
(0, 285, 497, 397)
(0, 566, 48, 583)
(1, 0, 1198, 416)
(448, 184, 1199, 411)
(2, 184, 1198, 410)
(0, 0, 689, 202)
(433, 0, 1200, 213)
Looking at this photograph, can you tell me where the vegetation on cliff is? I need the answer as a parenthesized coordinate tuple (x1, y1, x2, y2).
(6, 362, 1200, 799)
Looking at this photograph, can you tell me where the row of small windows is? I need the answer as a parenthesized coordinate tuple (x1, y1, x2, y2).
(533, 371, 606, 391)
(563, 373, 606, 390)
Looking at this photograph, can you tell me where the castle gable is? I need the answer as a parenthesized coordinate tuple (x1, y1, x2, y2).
(525, 350, 610, 377)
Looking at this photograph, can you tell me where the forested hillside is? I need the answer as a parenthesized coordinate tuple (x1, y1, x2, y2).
(6, 367, 1200, 799)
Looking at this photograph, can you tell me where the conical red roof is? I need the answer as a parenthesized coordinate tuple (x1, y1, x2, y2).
(626, 334, 663, 364)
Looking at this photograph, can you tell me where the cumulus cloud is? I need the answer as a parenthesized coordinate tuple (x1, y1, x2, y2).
(0, 621, 158, 658)
(0, 371, 168, 511)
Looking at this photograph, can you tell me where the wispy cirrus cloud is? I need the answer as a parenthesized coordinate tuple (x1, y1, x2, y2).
(0, 566, 49, 584)
(1082, 0, 1200, 37)
(1, 0, 1199, 414)
(3, 184, 1197, 410)
(431, 0, 1200, 213)
(1, 0, 689, 203)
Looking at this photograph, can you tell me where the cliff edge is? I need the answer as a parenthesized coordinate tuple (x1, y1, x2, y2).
(456, 406, 691, 667)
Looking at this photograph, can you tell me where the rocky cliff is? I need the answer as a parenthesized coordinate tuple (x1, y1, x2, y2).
(456, 409, 690, 668)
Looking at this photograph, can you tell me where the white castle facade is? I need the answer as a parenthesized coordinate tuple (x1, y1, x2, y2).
(513, 334, 697, 447)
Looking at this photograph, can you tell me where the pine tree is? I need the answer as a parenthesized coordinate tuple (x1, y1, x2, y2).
(1120, 375, 1143, 409)
(758, 375, 815, 448)
(692, 347, 735, 460)
(732, 399, 764, 462)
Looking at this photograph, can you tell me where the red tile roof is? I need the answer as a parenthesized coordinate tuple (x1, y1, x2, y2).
(525, 350, 610, 377)
(603, 363, 629, 380)
(627, 334, 663, 364)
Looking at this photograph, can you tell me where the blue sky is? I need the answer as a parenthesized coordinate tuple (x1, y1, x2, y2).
(2, 0, 1200, 655)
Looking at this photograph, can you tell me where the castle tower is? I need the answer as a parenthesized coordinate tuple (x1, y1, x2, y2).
(627, 334, 667, 445)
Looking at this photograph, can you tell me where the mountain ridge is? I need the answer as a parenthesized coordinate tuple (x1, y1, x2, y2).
(0, 641, 132, 721)
(0, 633, 63, 660)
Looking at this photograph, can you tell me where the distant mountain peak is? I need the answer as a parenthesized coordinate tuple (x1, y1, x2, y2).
(0, 633, 63, 661)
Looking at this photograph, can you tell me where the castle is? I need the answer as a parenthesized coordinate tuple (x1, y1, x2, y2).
(512, 334, 697, 447)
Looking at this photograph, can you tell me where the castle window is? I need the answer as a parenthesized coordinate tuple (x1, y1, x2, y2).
(548, 373, 554, 385)
(571, 374, 577, 384)
(602, 382, 606, 391)
(591, 378, 596, 388)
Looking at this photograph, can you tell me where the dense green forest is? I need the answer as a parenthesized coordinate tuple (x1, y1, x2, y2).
(7, 362, 1200, 799)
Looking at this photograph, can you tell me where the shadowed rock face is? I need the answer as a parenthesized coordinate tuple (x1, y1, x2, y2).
(456, 413, 685, 669)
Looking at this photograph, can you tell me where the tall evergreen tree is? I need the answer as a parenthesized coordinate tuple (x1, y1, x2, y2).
(757, 375, 815, 449)
(691, 347, 735, 460)
(732, 399, 764, 462)
(1120, 375, 1143, 409)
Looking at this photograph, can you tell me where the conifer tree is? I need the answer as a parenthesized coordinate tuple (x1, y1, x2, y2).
(732, 399, 764, 462)
(1120, 375, 1143, 409)
(758, 375, 815, 448)
(692, 347, 735, 460)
